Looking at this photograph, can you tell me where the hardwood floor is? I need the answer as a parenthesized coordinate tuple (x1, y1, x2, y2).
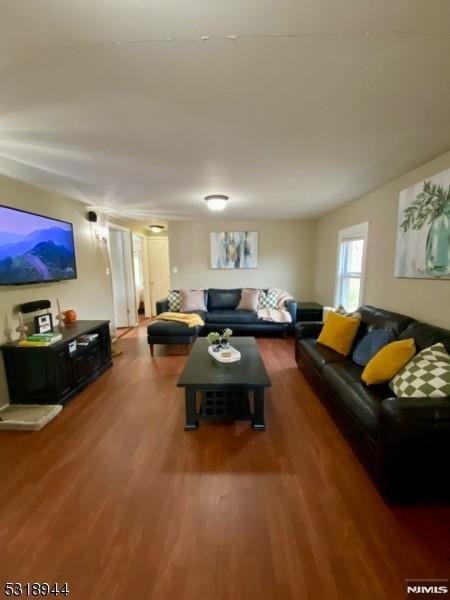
(0, 323, 449, 599)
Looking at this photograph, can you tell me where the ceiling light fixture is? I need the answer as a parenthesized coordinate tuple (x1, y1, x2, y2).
(205, 194, 229, 211)
(149, 224, 165, 233)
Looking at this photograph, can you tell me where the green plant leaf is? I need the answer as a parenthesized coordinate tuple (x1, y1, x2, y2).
(400, 180, 450, 232)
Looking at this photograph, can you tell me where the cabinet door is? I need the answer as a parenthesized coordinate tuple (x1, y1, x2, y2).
(99, 325, 112, 364)
(73, 345, 102, 385)
(56, 350, 74, 398)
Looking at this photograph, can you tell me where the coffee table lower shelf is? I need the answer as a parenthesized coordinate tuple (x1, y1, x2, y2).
(183, 387, 266, 431)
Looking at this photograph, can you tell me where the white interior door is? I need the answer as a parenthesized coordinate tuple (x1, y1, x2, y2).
(141, 238, 152, 318)
(148, 238, 170, 315)
(132, 234, 144, 313)
(108, 227, 137, 328)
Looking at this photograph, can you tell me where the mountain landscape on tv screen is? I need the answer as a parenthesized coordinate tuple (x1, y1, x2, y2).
(0, 221, 76, 284)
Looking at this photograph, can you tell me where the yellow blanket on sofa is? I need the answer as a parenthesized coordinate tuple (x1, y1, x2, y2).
(156, 312, 205, 327)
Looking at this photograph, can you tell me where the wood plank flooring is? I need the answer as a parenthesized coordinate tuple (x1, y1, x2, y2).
(0, 323, 449, 600)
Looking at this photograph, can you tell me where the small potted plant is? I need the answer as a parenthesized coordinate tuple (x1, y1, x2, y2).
(207, 331, 221, 351)
(220, 328, 233, 348)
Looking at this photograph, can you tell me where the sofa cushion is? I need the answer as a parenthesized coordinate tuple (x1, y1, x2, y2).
(208, 288, 242, 310)
(322, 361, 364, 386)
(358, 305, 415, 337)
(237, 288, 260, 311)
(168, 290, 181, 312)
(321, 363, 386, 436)
(399, 322, 450, 354)
(259, 288, 279, 309)
(188, 309, 207, 320)
(297, 338, 347, 372)
(317, 312, 361, 356)
(390, 343, 450, 398)
(205, 309, 259, 325)
(332, 380, 384, 437)
(352, 328, 396, 366)
(148, 319, 201, 337)
(361, 339, 416, 386)
(180, 289, 207, 312)
(167, 289, 208, 308)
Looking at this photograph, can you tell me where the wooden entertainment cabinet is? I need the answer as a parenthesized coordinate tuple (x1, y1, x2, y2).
(1, 320, 112, 405)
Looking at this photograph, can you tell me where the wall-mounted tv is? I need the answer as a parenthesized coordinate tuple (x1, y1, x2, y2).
(0, 205, 77, 285)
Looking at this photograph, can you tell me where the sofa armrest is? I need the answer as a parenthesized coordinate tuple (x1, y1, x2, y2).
(285, 300, 298, 327)
(156, 297, 169, 315)
(376, 396, 450, 501)
(295, 321, 323, 341)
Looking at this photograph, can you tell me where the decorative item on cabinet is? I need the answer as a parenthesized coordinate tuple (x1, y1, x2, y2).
(63, 309, 77, 324)
(56, 297, 66, 329)
(15, 311, 28, 340)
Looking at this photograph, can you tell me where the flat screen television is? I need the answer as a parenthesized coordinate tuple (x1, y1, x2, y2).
(0, 205, 77, 285)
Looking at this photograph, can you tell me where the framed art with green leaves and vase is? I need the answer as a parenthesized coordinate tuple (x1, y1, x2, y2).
(395, 168, 450, 279)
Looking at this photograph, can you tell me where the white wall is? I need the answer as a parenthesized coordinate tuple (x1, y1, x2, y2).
(315, 150, 450, 329)
(0, 174, 115, 407)
(168, 219, 317, 299)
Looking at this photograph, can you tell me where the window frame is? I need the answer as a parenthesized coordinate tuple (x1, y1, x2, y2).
(334, 221, 369, 311)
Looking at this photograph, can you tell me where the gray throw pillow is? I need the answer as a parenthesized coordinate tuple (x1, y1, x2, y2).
(237, 288, 260, 312)
(180, 289, 206, 312)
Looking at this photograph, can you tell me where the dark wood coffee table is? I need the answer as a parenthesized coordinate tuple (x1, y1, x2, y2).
(177, 337, 271, 431)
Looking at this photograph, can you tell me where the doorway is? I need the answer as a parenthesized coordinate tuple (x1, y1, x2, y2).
(108, 224, 137, 330)
(147, 237, 170, 315)
(132, 234, 146, 320)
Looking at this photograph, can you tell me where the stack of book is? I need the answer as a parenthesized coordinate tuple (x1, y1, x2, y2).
(18, 332, 63, 347)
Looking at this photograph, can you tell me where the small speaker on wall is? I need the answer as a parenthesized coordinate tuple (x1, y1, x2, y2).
(19, 300, 51, 314)
(87, 211, 98, 223)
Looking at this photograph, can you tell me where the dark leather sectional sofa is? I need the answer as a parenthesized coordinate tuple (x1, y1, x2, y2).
(156, 288, 298, 334)
(295, 305, 450, 502)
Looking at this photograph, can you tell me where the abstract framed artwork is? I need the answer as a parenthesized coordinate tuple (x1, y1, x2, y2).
(210, 231, 258, 269)
(394, 168, 450, 279)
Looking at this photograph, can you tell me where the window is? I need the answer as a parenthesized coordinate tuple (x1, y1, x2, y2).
(335, 222, 369, 312)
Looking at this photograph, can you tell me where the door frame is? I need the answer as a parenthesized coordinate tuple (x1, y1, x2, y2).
(132, 233, 152, 319)
(147, 236, 170, 316)
(107, 222, 138, 329)
(140, 237, 153, 318)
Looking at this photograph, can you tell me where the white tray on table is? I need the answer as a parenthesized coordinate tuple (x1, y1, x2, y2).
(208, 345, 241, 363)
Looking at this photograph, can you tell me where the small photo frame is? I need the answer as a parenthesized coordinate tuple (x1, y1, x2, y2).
(34, 312, 53, 334)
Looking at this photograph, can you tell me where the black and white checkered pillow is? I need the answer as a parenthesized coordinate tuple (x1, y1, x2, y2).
(390, 343, 450, 398)
(259, 289, 279, 309)
(168, 290, 181, 312)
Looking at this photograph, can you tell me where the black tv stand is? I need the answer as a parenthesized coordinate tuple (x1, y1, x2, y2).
(1, 320, 112, 405)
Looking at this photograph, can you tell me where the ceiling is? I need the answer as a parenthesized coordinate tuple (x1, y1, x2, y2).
(0, 0, 449, 221)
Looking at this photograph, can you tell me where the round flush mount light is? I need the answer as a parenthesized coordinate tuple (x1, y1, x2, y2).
(205, 194, 229, 211)
(149, 224, 165, 233)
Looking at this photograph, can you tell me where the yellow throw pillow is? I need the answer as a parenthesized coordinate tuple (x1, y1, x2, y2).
(361, 338, 416, 385)
(317, 311, 360, 356)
